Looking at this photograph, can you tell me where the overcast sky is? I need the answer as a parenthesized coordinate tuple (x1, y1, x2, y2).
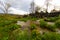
(0, 0, 60, 13)
(5, 0, 32, 12)
(0, 0, 32, 13)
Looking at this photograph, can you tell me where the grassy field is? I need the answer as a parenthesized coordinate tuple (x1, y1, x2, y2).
(0, 14, 60, 40)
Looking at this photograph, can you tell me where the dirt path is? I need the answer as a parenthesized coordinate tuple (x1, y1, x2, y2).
(47, 22, 55, 25)
(16, 20, 60, 34)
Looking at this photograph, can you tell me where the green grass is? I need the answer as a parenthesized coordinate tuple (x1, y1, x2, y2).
(0, 14, 60, 40)
(11, 30, 30, 40)
(55, 19, 60, 28)
(44, 17, 58, 22)
(30, 24, 37, 30)
(41, 32, 60, 40)
(0, 14, 21, 40)
(46, 24, 56, 32)
(40, 19, 47, 28)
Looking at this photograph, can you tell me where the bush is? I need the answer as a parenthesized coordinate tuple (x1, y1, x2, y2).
(40, 19, 47, 28)
(0, 20, 17, 27)
(45, 17, 58, 22)
(2, 24, 21, 33)
(55, 20, 60, 28)
(42, 32, 60, 40)
(46, 24, 56, 32)
(19, 18, 29, 22)
(31, 18, 38, 21)
(8, 24, 21, 31)
(31, 29, 41, 40)
(30, 24, 37, 30)
(49, 17, 57, 22)
(9, 30, 30, 40)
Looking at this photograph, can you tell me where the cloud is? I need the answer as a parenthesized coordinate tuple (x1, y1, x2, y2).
(0, 0, 32, 13)
(5, 0, 32, 12)
(0, 0, 60, 13)
(9, 7, 29, 15)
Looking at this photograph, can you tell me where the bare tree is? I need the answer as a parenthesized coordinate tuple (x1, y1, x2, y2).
(0, 1, 11, 13)
(30, 0, 35, 13)
(44, 0, 52, 13)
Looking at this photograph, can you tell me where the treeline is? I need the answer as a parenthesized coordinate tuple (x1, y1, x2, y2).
(28, 11, 60, 18)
